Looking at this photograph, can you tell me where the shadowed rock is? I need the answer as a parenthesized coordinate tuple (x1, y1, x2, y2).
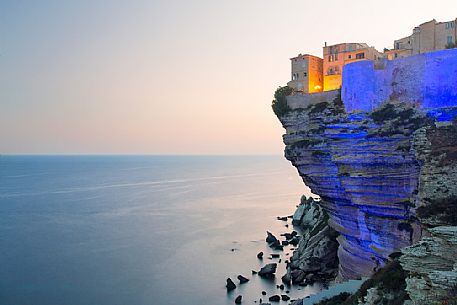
(258, 263, 277, 278)
(226, 278, 236, 291)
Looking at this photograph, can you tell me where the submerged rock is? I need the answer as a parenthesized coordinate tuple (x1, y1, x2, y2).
(258, 263, 277, 278)
(268, 295, 280, 302)
(234, 295, 242, 304)
(237, 275, 249, 284)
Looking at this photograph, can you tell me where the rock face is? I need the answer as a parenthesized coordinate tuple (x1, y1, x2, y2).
(398, 123, 457, 304)
(400, 226, 457, 304)
(285, 196, 339, 283)
(278, 100, 430, 280)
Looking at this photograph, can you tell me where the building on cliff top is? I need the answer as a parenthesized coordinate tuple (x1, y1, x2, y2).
(288, 44, 381, 94)
(288, 18, 457, 94)
(387, 18, 457, 60)
(323, 42, 382, 91)
(287, 54, 323, 94)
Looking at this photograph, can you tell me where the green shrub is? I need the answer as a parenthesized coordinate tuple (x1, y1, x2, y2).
(272, 86, 293, 117)
(342, 259, 409, 305)
(416, 196, 457, 225)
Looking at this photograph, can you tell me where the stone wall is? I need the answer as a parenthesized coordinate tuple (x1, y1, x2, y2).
(286, 90, 339, 110)
(342, 48, 457, 112)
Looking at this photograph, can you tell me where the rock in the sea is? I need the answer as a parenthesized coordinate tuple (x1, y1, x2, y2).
(268, 295, 280, 302)
(257, 251, 264, 259)
(273, 245, 283, 251)
(237, 275, 249, 284)
(281, 273, 291, 285)
(266, 231, 280, 248)
(261, 291, 266, 295)
(234, 295, 242, 304)
(277, 216, 288, 221)
(281, 294, 290, 301)
(226, 278, 236, 291)
(266, 231, 278, 244)
(292, 198, 307, 225)
(258, 263, 277, 278)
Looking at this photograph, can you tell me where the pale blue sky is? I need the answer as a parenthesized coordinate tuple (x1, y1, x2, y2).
(1, 0, 455, 154)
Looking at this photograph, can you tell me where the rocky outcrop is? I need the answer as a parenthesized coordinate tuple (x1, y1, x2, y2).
(285, 195, 339, 284)
(279, 100, 431, 280)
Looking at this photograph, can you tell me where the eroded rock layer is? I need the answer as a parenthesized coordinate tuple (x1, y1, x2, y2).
(399, 122, 457, 304)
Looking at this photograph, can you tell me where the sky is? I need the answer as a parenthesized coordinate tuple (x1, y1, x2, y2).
(1, 0, 456, 154)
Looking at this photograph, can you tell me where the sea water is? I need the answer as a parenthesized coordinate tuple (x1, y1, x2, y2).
(0, 155, 359, 305)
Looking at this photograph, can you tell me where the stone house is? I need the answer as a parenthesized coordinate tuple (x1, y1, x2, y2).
(390, 18, 457, 58)
(287, 54, 323, 94)
(322, 43, 382, 91)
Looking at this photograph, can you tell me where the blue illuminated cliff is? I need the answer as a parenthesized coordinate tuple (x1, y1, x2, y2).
(276, 48, 457, 304)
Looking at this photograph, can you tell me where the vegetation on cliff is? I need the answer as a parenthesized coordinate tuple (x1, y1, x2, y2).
(272, 86, 292, 117)
(315, 257, 409, 305)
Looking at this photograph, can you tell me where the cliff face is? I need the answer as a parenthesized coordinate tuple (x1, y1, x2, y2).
(279, 100, 431, 280)
(278, 94, 457, 303)
(399, 123, 457, 304)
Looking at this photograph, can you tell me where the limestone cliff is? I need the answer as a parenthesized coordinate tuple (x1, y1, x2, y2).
(276, 93, 457, 304)
(278, 98, 430, 280)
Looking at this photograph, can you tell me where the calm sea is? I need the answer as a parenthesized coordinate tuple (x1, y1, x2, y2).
(0, 155, 362, 305)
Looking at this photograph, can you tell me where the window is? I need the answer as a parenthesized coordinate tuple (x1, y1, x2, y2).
(448, 36, 453, 44)
(304, 72, 307, 77)
(396, 42, 400, 50)
(328, 55, 333, 62)
(348, 55, 352, 59)
(446, 22, 455, 29)
(335, 54, 338, 61)
(395, 53, 398, 58)
(356, 52, 365, 59)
